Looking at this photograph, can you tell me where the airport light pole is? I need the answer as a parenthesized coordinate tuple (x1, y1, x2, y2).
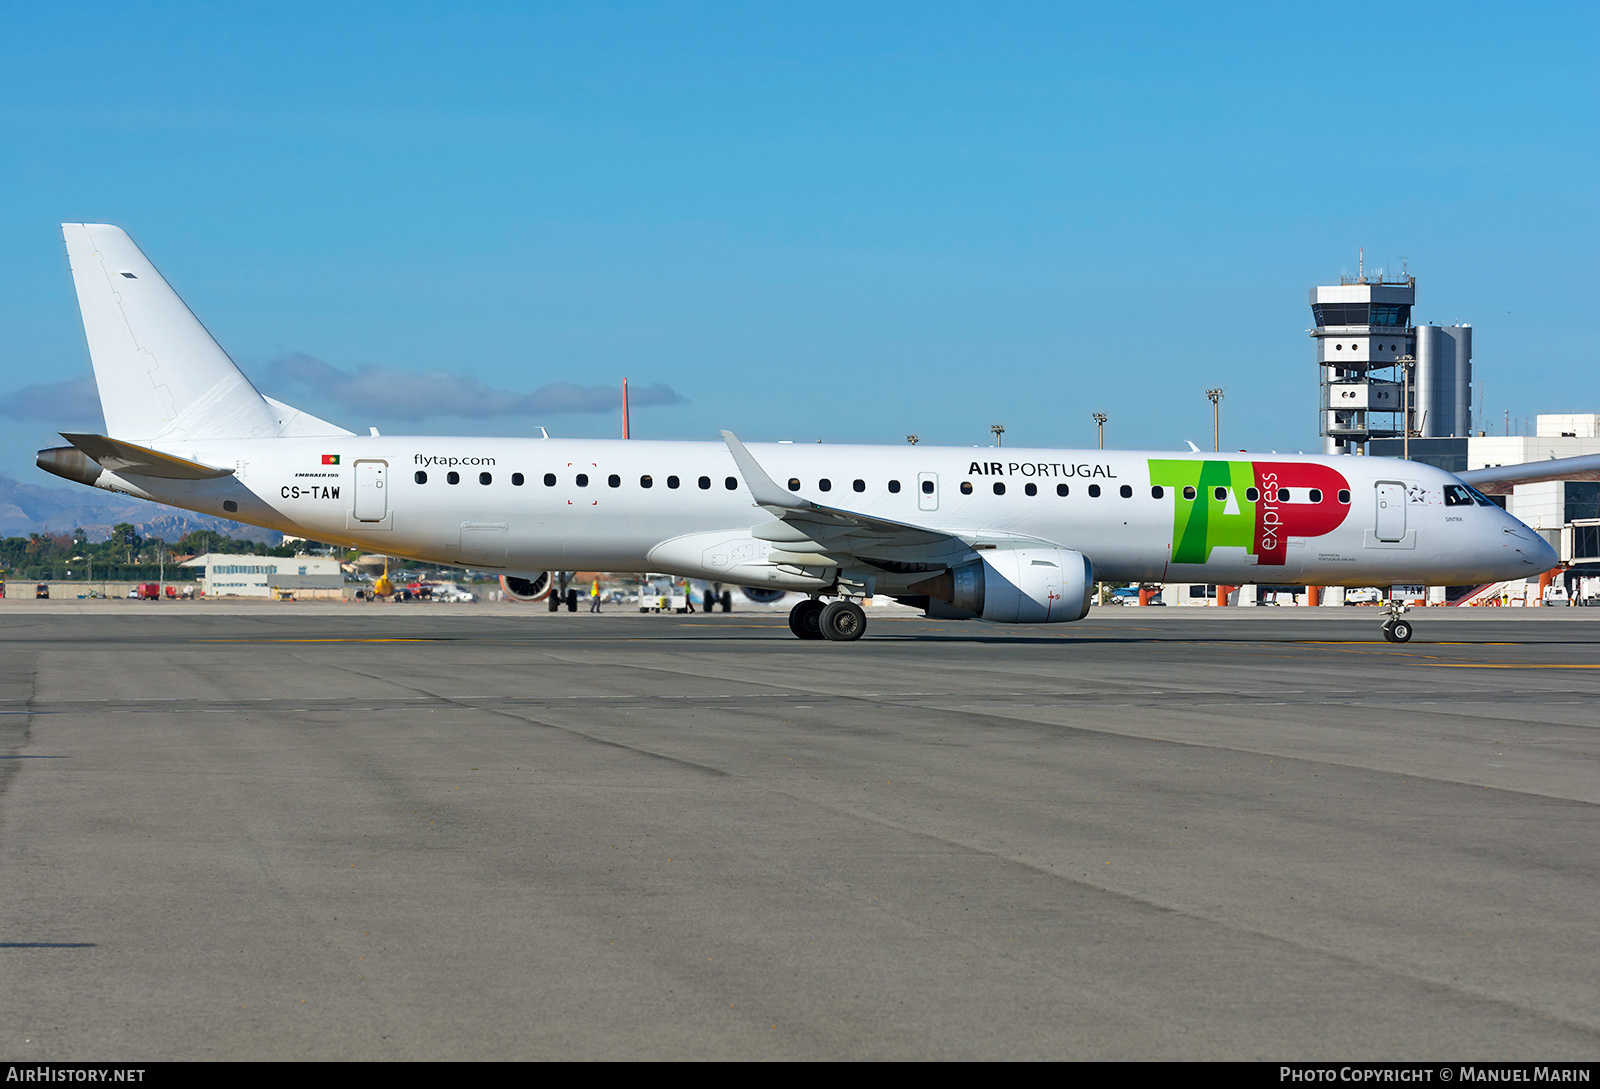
(1092, 412, 1107, 450)
(1206, 389, 1224, 451)
(990, 423, 1005, 447)
(1398, 354, 1416, 462)
(906, 434, 918, 445)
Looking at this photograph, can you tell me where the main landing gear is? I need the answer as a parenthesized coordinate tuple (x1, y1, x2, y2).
(788, 597, 867, 642)
(1380, 601, 1413, 643)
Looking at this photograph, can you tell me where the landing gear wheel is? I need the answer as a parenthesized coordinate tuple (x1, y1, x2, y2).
(788, 599, 825, 640)
(820, 600, 867, 642)
(1382, 619, 1413, 643)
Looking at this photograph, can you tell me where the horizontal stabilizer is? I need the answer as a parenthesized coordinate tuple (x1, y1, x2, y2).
(1457, 452, 1600, 495)
(60, 433, 235, 480)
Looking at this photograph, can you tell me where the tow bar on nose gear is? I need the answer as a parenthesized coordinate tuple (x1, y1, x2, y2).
(1380, 600, 1413, 643)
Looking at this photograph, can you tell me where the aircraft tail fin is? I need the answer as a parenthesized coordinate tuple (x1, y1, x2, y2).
(61, 223, 295, 442)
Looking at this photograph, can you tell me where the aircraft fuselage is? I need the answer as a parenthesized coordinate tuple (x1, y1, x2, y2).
(77, 435, 1555, 593)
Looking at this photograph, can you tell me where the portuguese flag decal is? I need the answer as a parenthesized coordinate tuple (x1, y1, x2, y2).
(322, 454, 341, 465)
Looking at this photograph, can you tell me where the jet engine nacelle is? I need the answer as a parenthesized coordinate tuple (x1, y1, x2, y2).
(500, 572, 554, 602)
(946, 547, 1094, 623)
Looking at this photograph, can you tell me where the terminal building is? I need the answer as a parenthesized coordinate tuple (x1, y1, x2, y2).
(1463, 415, 1600, 576)
(182, 553, 345, 598)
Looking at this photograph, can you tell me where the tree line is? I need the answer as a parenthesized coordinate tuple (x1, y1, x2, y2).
(0, 526, 318, 583)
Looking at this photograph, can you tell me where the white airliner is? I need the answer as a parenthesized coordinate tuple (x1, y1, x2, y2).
(37, 224, 1576, 643)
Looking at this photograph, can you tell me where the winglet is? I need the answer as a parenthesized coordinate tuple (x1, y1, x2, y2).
(1185, 440, 1201, 452)
(720, 431, 799, 509)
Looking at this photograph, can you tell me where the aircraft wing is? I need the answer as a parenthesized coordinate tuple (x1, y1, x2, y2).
(61, 433, 235, 480)
(1456, 452, 1600, 495)
(720, 431, 1056, 569)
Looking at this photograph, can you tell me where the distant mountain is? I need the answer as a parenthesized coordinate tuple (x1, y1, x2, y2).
(0, 474, 281, 544)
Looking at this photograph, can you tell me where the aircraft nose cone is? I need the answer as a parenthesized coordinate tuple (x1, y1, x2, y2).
(1533, 533, 1559, 570)
(1505, 516, 1559, 571)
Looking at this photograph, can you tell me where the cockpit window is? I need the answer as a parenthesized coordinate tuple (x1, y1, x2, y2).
(1447, 483, 1497, 507)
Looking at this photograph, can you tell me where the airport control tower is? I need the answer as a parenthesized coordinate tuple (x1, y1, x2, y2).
(1312, 271, 1472, 454)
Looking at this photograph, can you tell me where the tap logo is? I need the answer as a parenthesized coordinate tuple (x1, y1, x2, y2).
(1148, 460, 1351, 566)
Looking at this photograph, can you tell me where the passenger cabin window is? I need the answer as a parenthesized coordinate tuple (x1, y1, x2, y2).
(1057, 484, 1069, 496)
(818, 479, 832, 492)
(447, 471, 460, 485)
(1088, 484, 1101, 497)
(668, 476, 680, 489)
(1119, 485, 1132, 498)
(788, 478, 801, 491)
(725, 476, 738, 490)
(1183, 486, 1196, 500)
(960, 481, 973, 495)
(1277, 489, 1290, 502)
(640, 475, 653, 488)
(512, 473, 524, 486)
(415, 471, 427, 484)
(993, 482, 1005, 495)
(1309, 488, 1322, 503)
(1245, 487, 1259, 502)
(544, 473, 556, 486)
(1213, 486, 1227, 501)
(1151, 486, 1163, 499)
(1337, 489, 1351, 504)
(697, 476, 710, 489)
(889, 480, 901, 493)
(576, 474, 589, 487)
(922, 480, 935, 494)
(480, 472, 492, 485)
(608, 474, 621, 488)
(1025, 483, 1037, 496)
(853, 479, 865, 492)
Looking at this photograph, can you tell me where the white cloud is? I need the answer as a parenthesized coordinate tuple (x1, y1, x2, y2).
(265, 353, 685, 421)
(0, 376, 105, 424)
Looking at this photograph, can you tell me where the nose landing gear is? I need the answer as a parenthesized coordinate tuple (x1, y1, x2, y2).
(1381, 601, 1413, 643)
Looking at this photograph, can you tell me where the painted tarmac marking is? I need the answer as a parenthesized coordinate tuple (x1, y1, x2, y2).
(1424, 663, 1600, 669)
(194, 638, 446, 643)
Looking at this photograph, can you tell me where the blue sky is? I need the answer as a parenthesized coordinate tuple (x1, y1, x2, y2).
(2, 2, 1595, 481)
